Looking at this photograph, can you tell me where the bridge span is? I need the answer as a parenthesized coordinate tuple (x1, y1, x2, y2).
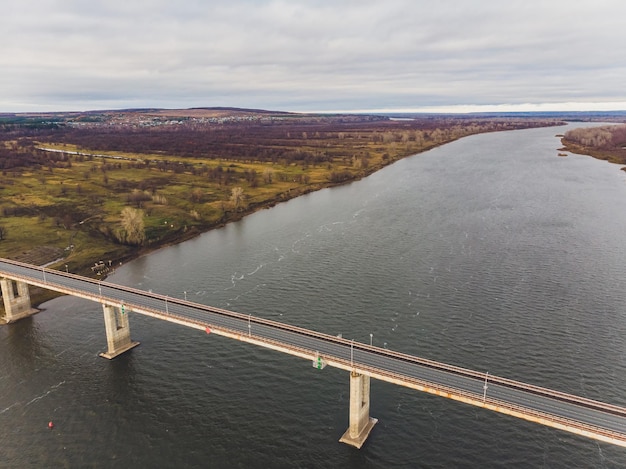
(2, 257, 626, 449)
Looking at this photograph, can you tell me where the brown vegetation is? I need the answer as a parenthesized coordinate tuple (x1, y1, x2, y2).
(561, 124, 626, 165)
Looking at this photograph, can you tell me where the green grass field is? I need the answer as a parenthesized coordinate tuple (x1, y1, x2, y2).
(1, 140, 392, 279)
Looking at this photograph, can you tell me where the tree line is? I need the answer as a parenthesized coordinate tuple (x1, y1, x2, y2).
(563, 124, 626, 150)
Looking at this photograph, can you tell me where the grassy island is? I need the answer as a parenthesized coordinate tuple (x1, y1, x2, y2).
(0, 108, 563, 310)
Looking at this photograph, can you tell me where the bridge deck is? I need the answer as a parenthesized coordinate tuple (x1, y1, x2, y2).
(2, 257, 626, 447)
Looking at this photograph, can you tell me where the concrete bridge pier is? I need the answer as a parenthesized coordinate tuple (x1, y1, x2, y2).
(0, 278, 37, 323)
(99, 304, 140, 359)
(339, 371, 378, 449)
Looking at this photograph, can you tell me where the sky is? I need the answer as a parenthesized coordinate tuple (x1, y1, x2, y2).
(1, 0, 625, 114)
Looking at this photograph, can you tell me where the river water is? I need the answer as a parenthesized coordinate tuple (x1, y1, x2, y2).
(3, 123, 626, 468)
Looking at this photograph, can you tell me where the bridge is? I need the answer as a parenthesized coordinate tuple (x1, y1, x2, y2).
(2, 257, 626, 449)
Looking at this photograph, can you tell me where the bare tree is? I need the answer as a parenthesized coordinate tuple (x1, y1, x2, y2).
(190, 188, 204, 203)
(120, 207, 145, 245)
(262, 168, 274, 184)
(230, 186, 245, 211)
(414, 130, 425, 146)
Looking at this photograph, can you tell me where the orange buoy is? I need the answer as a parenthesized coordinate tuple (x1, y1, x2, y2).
(48, 421, 54, 429)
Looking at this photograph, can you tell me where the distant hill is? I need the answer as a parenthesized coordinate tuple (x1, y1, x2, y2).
(0, 107, 293, 120)
(190, 106, 292, 114)
(141, 107, 293, 118)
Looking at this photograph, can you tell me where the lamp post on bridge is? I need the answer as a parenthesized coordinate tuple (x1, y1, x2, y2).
(369, 333, 373, 346)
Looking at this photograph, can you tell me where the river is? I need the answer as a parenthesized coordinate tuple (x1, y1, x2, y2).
(2, 123, 626, 468)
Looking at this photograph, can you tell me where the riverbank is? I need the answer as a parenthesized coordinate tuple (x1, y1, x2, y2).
(0, 114, 565, 312)
(0, 168, 391, 313)
(560, 141, 626, 168)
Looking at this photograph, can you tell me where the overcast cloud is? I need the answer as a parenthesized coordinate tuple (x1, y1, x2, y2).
(1, 0, 625, 113)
